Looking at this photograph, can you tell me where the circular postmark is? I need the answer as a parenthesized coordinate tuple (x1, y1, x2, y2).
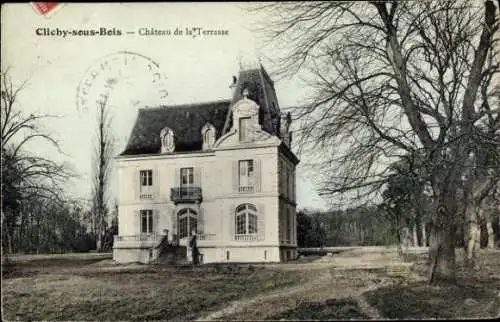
(76, 50, 168, 112)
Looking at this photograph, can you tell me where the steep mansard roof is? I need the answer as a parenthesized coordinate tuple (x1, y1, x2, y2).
(121, 66, 283, 156)
(121, 100, 230, 155)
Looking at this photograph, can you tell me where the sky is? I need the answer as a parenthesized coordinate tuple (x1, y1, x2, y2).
(1, 2, 329, 211)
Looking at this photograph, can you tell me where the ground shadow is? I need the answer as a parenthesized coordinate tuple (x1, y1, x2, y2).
(267, 297, 370, 320)
(363, 278, 500, 319)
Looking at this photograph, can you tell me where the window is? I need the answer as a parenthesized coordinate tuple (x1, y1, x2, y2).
(202, 124, 215, 150)
(140, 170, 153, 186)
(279, 160, 285, 194)
(239, 117, 251, 141)
(180, 167, 194, 186)
(140, 209, 153, 234)
(204, 129, 212, 144)
(140, 170, 153, 199)
(284, 208, 289, 242)
(285, 166, 290, 198)
(239, 160, 254, 192)
(178, 208, 197, 239)
(235, 204, 258, 237)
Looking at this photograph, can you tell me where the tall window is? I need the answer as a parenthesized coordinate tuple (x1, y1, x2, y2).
(178, 208, 197, 239)
(239, 117, 251, 141)
(280, 160, 285, 194)
(180, 167, 194, 186)
(235, 204, 258, 235)
(285, 166, 290, 198)
(140, 209, 153, 234)
(239, 160, 254, 192)
(140, 170, 153, 186)
(284, 207, 289, 242)
(140, 170, 153, 199)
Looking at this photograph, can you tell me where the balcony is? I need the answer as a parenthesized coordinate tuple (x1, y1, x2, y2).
(140, 186, 154, 199)
(235, 234, 260, 241)
(238, 185, 254, 193)
(170, 186, 202, 203)
(113, 234, 166, 249)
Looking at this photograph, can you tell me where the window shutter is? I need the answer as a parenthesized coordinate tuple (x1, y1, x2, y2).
(278, 203, 284, 242)
(133, 167, 140, 200)
(194, 167, 201, 187)
(174, 168, 180, 187)
(229, 204, 236, 240)
(153, 209, 159, 235)
(137, 209, 141, 234)
(254, 159, 261, 192)
(257, 203, 265, 240)
(153, 165, 159, 199)
(171, 208, 177, 237)
(232, 161, 239, 192)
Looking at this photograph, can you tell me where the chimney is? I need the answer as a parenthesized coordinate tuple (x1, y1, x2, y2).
(229, 75, 237, 97)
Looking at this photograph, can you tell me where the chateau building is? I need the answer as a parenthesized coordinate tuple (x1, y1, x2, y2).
(113, 66, 299, 264)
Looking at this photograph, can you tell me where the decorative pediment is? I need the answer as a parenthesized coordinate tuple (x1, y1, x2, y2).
(160, 127, 175, 153)
(231, 93, 260, 119)
(214, 96, 281, 149)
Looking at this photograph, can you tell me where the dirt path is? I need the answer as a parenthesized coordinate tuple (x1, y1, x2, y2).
(195, 267, 333, 321)
(196, 249, 408, 321)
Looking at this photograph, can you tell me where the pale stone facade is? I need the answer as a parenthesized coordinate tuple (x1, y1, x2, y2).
(113, 67, 299, 264)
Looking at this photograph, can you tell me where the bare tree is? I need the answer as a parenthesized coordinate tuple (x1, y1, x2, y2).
(1, 68, 72, 255)
(91, 95, 115, 252)
(250, 1, 499, 283)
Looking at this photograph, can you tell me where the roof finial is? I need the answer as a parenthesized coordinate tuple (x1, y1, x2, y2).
(242, 88, 249, 99)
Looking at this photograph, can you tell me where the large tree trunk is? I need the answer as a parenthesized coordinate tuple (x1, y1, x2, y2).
(428, 224, 456, 283)
(486, 218, 495, 249)
(428, 188, 457, 284)
(465, 206, 481, 271)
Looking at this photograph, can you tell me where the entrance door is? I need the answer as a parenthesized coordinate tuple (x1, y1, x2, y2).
(178, 208, 197, 239)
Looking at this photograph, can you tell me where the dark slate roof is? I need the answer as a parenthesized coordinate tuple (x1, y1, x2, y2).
(222, 66, 281, 136)
(120, 66, 287, 157)
(121, 100, 230, 155)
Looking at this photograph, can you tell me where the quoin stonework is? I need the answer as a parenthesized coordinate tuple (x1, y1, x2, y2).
(113, 65, 299, 264)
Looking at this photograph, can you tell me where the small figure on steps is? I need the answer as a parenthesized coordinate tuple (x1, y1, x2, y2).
(190, 230, 200, 265)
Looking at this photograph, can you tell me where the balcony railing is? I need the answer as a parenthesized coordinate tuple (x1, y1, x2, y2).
(140, 187, 154, 199)
(114, 234, 164, 243)
(235, 234, 259, 241)
(197, 233, 216, 241)
(170, 186, 202, 203)
(238, 185, 254, 193)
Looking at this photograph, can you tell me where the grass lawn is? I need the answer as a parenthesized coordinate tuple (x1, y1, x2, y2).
(3, 248, 500, 320)
(2, 258, 306, 321)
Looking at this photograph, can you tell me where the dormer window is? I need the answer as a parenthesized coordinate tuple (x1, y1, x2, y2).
(239, 117, 251, 141)
(160, 127, 175, 153)
(202, 123, 216, 150)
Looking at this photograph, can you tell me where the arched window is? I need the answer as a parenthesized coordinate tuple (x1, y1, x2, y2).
(160, 127, 175, 153)
(235, 203, 258, 235)
(178, 208, 197, 239)
(202, 123, 215, 150)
